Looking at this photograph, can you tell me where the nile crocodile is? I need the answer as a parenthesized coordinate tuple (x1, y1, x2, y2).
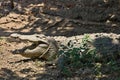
(10, 33, 120, 62)
(10, 33, 59, 61)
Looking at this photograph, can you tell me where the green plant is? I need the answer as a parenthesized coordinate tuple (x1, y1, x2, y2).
(107, 60, 120, 73)
(59, 34, 97, 76)
(58, 34, 120, 77)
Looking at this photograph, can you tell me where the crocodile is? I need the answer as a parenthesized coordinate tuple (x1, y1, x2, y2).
(10, 33, 120, 62)
(10, 33, 59, 61)
(10, 33, 82, 58)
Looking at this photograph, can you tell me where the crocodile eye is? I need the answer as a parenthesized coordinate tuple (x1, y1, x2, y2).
(36, 35, 44, 38)
(36, 36, 39, 38)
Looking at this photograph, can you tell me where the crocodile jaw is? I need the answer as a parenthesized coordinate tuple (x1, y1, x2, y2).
(10, 33, 49, 43)
(12, 43, 49, 58)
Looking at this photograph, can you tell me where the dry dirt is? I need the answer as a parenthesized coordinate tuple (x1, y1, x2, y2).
(0, 0, 120, 80)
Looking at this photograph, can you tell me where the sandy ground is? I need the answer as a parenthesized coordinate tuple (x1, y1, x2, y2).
(0, 0, 120, 80)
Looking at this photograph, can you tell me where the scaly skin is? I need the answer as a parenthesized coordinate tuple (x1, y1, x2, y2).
(10, 33, 120, 61)
(10, 33, 58, 61)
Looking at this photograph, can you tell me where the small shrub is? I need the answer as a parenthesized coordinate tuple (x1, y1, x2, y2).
(58, 34, 120, 77)
(58, 34, 97, 76)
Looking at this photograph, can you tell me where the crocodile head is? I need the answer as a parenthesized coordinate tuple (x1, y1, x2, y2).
(10, 33, 58, 60)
